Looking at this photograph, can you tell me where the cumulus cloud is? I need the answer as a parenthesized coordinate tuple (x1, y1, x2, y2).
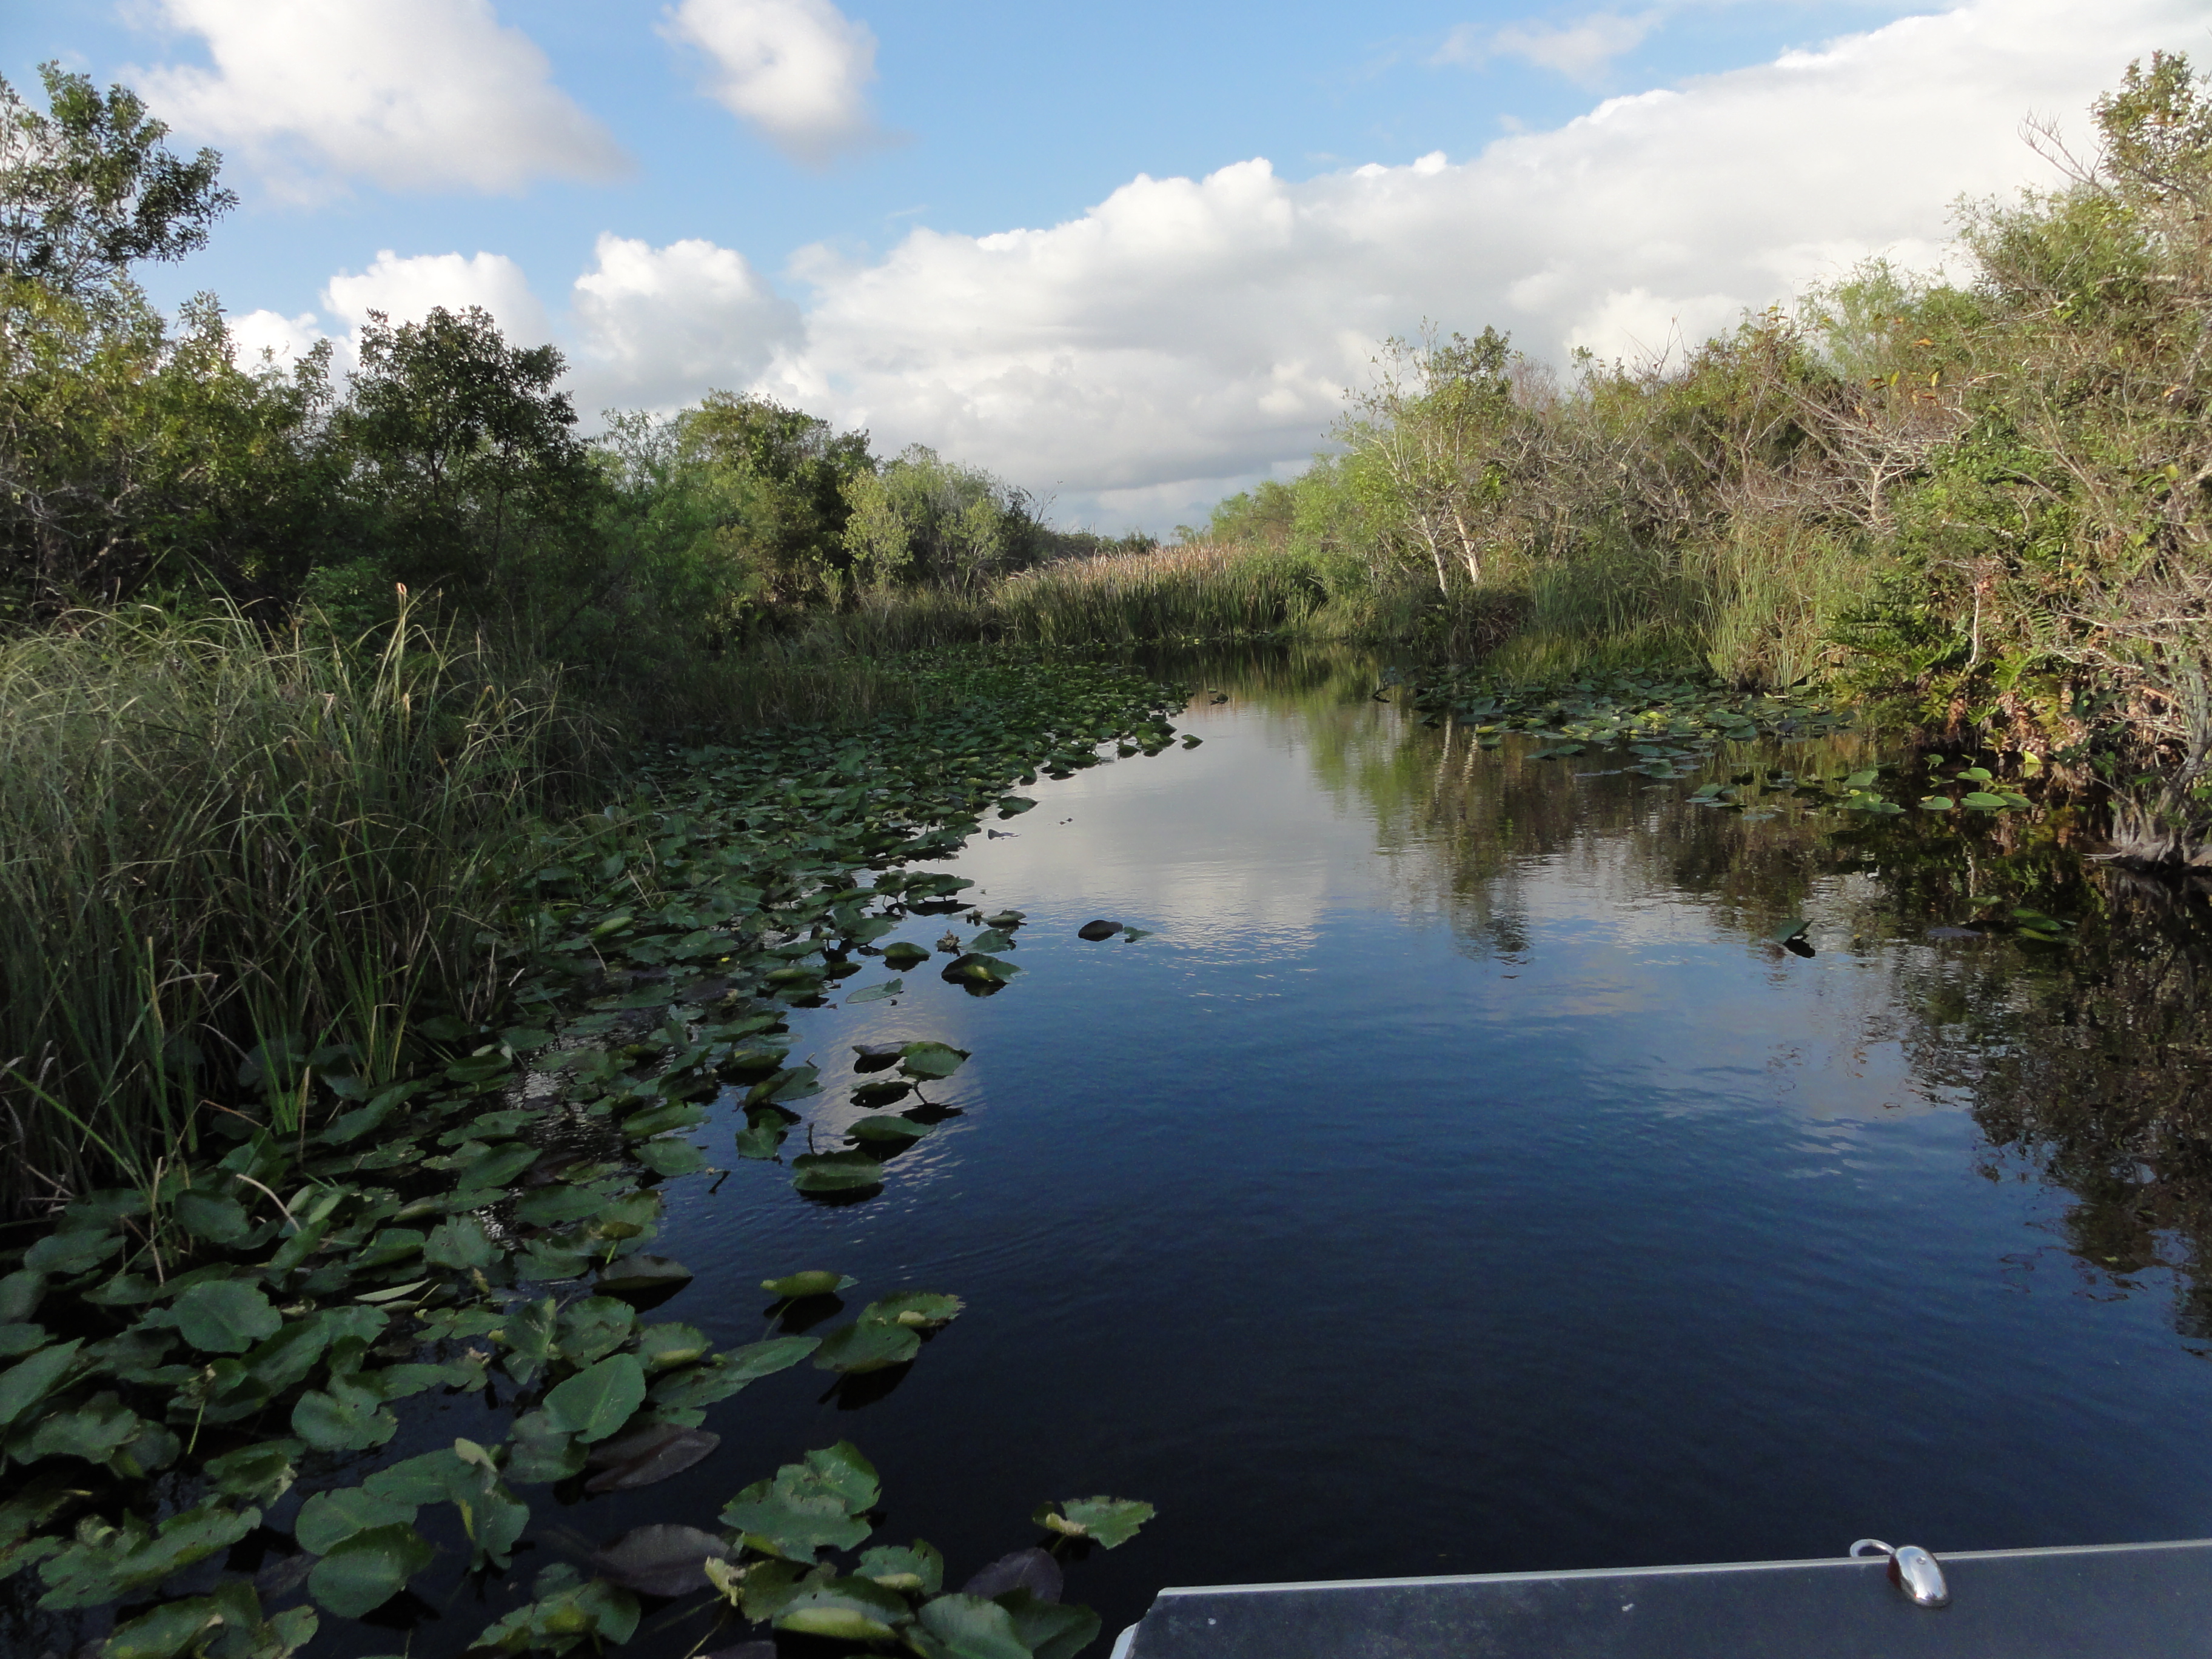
(135, 0, 625, 197)
(323, 250, 553, 349)
(226, 308, 326, 370)
(663, 0, 886, 165)
(569, 233, 805, 411)
(1438, 10, 1664, 84)
(724, 0, 2195, 527)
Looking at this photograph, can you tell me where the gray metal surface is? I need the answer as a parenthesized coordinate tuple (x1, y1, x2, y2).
(1123, 1538, 2212, 1657)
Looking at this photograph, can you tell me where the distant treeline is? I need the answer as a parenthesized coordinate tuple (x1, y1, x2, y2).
(1188, 53, 2212, 863)
(0, 63, 1152, 691)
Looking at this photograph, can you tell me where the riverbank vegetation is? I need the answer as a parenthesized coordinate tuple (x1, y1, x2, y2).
(3, 46, 2211, 1659)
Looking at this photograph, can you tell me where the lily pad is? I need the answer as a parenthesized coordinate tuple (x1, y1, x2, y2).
(597, 1255, 693, 1299)
(720, 1442, 881, 1561)
(307, 1523, 435, 1618)
(1032, 1496, 1155, 1549)
(1076, 920, 1121, 941)
(898, 1042, 970, 1081)
(859, 1540, 945, 1596)
(813, 1320, 920, 1373)
(775, 1574, 911, 1640)
(173, 1282, 282, 1355)
(763, 1270, 857, 1299)
(849, 1115, 934, 1147)
(881, 943, 931, 971)
(962, 1547, 1062, 1603)
(1769, 917, 1811, 945)
(910, 1594, 1032, 1659)
(591, 1524, 731, 1598)
(852, 1079, 913, 1108)
(845, 979, 903, 1004)
(543, 1353, 648, 1443)
(584, 1424, 722, 1494)
(792, 1152, 885, 1195)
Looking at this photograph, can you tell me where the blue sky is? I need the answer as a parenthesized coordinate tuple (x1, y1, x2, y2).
(4, 1, 2202, 530)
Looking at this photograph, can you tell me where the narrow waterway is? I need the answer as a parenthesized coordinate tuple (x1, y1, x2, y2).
(518, 651, 2212, 1648)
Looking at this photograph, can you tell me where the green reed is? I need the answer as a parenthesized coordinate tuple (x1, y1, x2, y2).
(0, 602, 609, 1215)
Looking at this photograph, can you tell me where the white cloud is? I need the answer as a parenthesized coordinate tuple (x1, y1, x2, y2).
(135, 0, 625, 198)
(663, 0, 885, 165)
(226, 308, 326, 370)
(719, 0, 2194, 529)
(1439, 10, 1664, 83)
(569, 233, 805, 412)
(323, 250, 553, 350)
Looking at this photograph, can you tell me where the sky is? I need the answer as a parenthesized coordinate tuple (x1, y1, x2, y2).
(5, 1, 2207, 534)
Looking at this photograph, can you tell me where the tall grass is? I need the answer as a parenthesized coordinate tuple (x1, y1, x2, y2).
(993, 541, 1318, 643)
(0, 603, 608, 1215)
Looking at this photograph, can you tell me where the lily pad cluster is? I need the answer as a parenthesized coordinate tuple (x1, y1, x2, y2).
(564, 1439, 1151, 1656)
(0, 654, 1176, 1658)
(1406, 668, 1850, 756)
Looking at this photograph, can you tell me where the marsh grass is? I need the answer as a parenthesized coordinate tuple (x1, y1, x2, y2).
(0, 602, 609, 1213)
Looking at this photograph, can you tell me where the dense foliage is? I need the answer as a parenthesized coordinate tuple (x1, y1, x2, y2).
(1189, 53, 2212, 863)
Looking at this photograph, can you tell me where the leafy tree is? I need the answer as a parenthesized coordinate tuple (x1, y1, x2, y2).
(331, 307, 600, 597)
(672, 391, 873, 608)
(0, 62, 233, 304)
(843, 444, 1048, 594)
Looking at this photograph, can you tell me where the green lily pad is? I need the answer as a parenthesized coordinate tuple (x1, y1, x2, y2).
(910, 1594, 1032, 1659)
(850, 1114, 934, 1147)
(292, 1379, 398, 1453)
(882, 943, 931, 971)
(1000, 1587, 1103, 1659)
(295, 1486, 414, 1556)
(595, 1255, 694, 1299)
(845, 979, 903, 1004)
(1032, 1495, 1155, 1548)
(762, 1270, 856, 1299)
(897, 1042, 970, 1081)
(720, 1442, 881, 1561)
(776, 1574, 912, 1640)
(307, 1523, 435, 1618)
(1962, 791, 2009, 809)
(866, 1290, 964, 1327)
(0, 1339, 81, 1429)
(173, 1281, 282, 1355)
(557, 1296, 638, 1366)
(1919, 796, 1956, 811)
(1769, 917, 1811, 945)
(813, 1319, 920, 1373)
(792, 1152, 885, 1195)
(544, 1353, 647, 1443)
(857, 1540, 945, 1596)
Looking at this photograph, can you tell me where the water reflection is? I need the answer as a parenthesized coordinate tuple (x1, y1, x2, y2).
(613, 646, 2212, 1650)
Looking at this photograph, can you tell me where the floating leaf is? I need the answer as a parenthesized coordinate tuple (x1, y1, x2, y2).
(1769, 917, 1811, 944)
(813, 1320, 919, 1373)
(994, 796, 1037, 817)
(648, 1336, 819, 1410)
(850, 1115, 933, 1147)
(851, 1079, 913, 1108)
(792, 1152, 885, 1195)
(1962, 791, 2009, 809)
(866, 1291, 964, 1329)
(775, 1574, 911, 1640)
(0, 1339, 81, 1429)
(592, 1524, 731, 1598)
(897, 1042, 970, 1081)
(909, 1594, 1031, 1659)
(735, 1114, 790, 1160)
(596, 1255, 693, 1299)
(999, 1588, 1102, 1659)
(557, 1296, 637, 1367)
(1032, 1496, 1155, 1549)
(762, 1270, 855, 1299)
(173, 1281, 281, 1355)
(544, 1353, 647, 1443)
(859, 1540, 945, 1596)
(295, 1486, 414, 1556)
(961, 1548, 1062, 1603)
(584, 1424, 722, 1494)
(880, 943, 931, 971)
(636, 1137, 708, 1178)
(423, 1214, 497, 1271)
(845, 979, 903, 1004)
(307, 1523, 435, 1618)
(1076, 920, 1121, 941)
(292, 1379, 397, 1453)
(720, 1443, 881, 1561)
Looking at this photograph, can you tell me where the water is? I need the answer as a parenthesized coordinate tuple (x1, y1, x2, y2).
(548, 653, 2212, 1646)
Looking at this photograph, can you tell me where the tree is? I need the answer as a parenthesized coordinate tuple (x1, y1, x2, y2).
(333, 307, 599, 595)
(0, 62, 234, 306)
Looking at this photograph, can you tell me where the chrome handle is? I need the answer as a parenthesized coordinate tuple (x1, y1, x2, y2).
(1851, 1538, 1949, 1608)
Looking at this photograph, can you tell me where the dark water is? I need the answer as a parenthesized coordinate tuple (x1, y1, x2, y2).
(498, 652, 2212, 1647)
